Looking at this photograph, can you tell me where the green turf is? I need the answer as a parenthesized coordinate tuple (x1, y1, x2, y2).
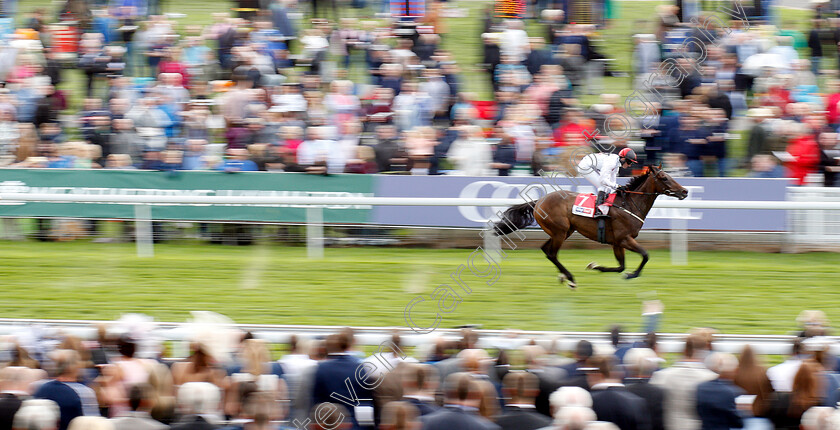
(1, 240, 837, 335)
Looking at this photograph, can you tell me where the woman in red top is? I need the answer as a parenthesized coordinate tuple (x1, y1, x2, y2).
(785, 124, 821, 186)
(552, 109, 587, 146)
(825, 79, 840, 127)
(157, 47, 190, 88)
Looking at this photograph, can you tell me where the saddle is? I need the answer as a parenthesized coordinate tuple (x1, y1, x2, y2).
(572, 193, 617, 218)
(572, 193, 618, 244)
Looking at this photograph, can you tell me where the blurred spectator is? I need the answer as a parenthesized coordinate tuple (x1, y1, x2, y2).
(447, 126, 492, 176)
(496, 372, 551, 430)
(768, 360, 823, 429)
(399, 363, 439, 416)
(559, 340, 594, 384)
(747, 154, 785, 178)
(171, 343, 226, 387)
(66, 417, 113, 430)
(785, 122, 820, 186)
(33, 350, 95, 430)
(623, 349, 664, 430)
(662, 153, 692, 178)
(799, 406, 836, 430)
(586, 355, 649, 430)
(312, 333, 374, 430)
(215, 148, 259, 172)
(733, 345, 775, 426)
(170, 382, 223, 430)
(767, 338, 806, 393)
(11, 399, 60, 430)
(379, 401, 420, 430)
(555, 405, 596, 430)
(695, 353, 743, 430)
(419, 372, 501, 430)
(649, 335, 716, 430)
(110, 383, 167, 430)
(0, 367, 37, 429)
(818, 132, 840, 186)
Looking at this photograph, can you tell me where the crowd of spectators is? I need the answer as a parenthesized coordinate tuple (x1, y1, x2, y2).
(0, 310, 840, 430)
(2, 0, 840, 183)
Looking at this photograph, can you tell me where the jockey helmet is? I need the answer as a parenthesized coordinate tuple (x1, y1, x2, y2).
(619, 148, 637, 164)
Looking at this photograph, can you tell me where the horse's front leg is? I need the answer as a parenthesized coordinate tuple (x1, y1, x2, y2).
(620, 237, 649, 279)
(586, 244, 626, 273)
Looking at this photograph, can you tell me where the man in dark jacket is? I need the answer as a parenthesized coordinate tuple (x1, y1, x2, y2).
(525, 38, 554, 77)
(420, 373, 501, 430)
(809, 20, 823, 76)
(496, 372, 551, 430)
(312, 333, 375, 430)
(624, 348, 665, 430)
(696, 352, 743, 430)
(400, 363, 439, 416)
(371, 125, 406, 173)
(587, 356, 651, 430)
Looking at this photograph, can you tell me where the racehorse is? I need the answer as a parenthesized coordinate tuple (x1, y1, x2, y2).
(492, 165, 688, 288)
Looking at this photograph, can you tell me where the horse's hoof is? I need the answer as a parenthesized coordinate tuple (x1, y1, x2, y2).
(586, 262, 598, 270)
(623, 273, 638, 280)
(568, 280, 577, 290)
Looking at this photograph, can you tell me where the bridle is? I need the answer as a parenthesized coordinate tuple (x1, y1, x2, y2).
(615, 169, 678, 223)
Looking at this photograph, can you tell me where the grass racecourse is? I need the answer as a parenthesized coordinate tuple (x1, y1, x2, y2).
(2, 240, 838, 335)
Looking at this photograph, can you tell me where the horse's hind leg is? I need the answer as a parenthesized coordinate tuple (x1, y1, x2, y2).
(541, 238, 577, 289)
(621, 237, 649, 279)
(587, 245, 626, 273)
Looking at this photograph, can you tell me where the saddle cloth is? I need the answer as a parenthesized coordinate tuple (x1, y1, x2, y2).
(572, 193, 617, 218)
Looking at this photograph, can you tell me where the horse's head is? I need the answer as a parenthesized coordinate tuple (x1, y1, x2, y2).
(648, 165, 688, 200)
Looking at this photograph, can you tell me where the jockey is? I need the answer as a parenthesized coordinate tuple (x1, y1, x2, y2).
(577, 148, 638, 217)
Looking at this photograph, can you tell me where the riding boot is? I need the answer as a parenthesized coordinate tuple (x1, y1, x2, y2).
(594, 191, 609, 218)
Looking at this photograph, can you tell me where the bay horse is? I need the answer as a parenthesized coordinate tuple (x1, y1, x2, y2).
(492, 165, 688, 288)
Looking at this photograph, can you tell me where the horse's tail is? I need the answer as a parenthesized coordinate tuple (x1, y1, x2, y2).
(493, 202, 536, 236)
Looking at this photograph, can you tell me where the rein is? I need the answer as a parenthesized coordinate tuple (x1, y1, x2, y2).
(615, 175, 661, 223)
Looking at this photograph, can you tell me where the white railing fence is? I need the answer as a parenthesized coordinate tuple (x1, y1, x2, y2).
(789, 187, 840, 251)
(0, 318, 823, 357)
(0, 190, 839, 259)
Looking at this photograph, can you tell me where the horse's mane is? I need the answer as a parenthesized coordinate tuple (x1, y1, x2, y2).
(625, 169, 651, 191)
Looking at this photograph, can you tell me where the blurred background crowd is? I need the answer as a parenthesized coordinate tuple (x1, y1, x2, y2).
(0, 0, 839, 184)
(0, 309, 839, 429)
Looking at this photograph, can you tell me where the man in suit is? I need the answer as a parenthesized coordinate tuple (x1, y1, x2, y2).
(0, 366, 33, 429)
(400, 363, 440, 416)
(650, 334, 717, 430)
(525, 38, 555, 77)
(623, 348, 665, 430)
(522, 345, 566, 417)
(110, 384, 168, 430)
(587, 355, 651, 430)
(312, 333, 375, 430)
(560, 341, 594, 381)
(496, 372, 551, 430)
(433, 330, 480, 385)
(559, 341, 592, 392)
(420, 373, 501, 430)
(170, 382, 222, 430)
(695, 353, 743, 430)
